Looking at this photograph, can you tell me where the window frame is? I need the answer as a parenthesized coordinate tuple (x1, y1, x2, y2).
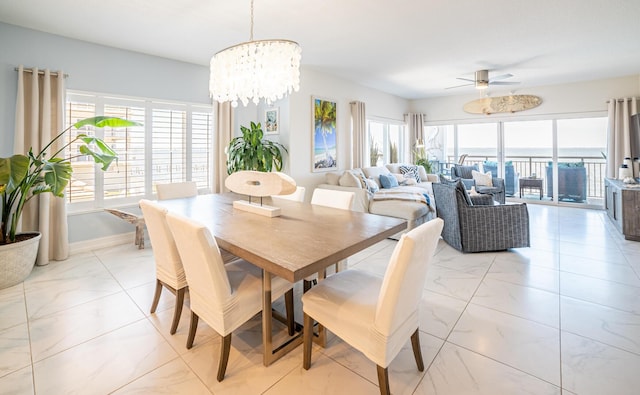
(65, 91, 213, 213)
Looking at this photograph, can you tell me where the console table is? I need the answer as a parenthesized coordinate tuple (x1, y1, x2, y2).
(604, 178, 640, 241)
(519, 177, 543, 199)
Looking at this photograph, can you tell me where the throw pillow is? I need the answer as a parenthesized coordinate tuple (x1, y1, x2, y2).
(455, 180, 473, 206)
(379, 173, 399, 189)
(325, 172, 341, 185)
(365, 178, 379, 193)
(338, 171, 362, 188)
(472, 170, 493, 187)
(399, 164, 421, 183)
(349, 169, 368, 189)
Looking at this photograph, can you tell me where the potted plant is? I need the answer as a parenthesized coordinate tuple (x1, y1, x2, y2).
(414, 145, 433, 174)
(226, 121, 287, 174)
(0, 116, 141, 289)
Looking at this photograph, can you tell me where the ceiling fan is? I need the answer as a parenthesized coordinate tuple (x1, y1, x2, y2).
(446, 69, 520, 90)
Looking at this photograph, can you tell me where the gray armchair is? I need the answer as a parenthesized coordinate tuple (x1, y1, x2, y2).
(432, 181, 530, 252)
(451, 164, 506, 204)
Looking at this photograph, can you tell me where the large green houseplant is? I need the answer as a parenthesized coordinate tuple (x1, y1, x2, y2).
(226, 121, 287, 174)
(0, 116, 140, 245)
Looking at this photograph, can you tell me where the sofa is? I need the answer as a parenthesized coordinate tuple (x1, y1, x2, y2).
(316, 163, 438, 232)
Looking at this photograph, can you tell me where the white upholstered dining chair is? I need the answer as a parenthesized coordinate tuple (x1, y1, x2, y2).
(139, 199, 188, 335)
(302, 218, 444, 395)
(271, 186, 306, 202)
(303, 188, 356, 291)
(156, 181, 198, 200)
(165, 211, 295, 382)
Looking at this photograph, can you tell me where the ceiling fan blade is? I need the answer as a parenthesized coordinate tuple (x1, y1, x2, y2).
(489, 81, 520, 86)
(456, 77, 475, 82)
(445, 83, 474, 90)
(489, 73, 513, 81)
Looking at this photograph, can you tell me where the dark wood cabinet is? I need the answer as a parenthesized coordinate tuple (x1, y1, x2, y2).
(605, 178, 640, 241)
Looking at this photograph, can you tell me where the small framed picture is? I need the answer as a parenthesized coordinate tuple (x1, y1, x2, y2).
(264, 107, 279, 134)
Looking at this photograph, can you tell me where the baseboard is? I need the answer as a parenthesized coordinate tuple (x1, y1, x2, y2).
(69, 232, 136, 255)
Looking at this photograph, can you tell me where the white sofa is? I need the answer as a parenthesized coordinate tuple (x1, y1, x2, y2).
(316, 163, 438, 232)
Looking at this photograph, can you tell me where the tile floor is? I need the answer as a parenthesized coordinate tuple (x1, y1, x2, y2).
(1, 204, 640, 394)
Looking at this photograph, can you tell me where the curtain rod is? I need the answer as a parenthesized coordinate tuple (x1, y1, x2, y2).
(14, 67, 69, 78)
(606, 97, 639, 103)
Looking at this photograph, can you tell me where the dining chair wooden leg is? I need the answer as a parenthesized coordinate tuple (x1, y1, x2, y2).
(186, 312, 199, 349)
(170, 287, 186, 335)
(303, 313, 314, 370)
(150, 279, 163, 314)
(285, 289, 295, 336)
(303, 279, 312, 293)
(376, 365, 391, 395)
(217, 333, 232, 382)
(410, 329, 424, 371)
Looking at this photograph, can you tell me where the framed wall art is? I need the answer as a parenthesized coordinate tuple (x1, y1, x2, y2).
(264, 107, 279, 134)
(312, 96, 337, 171)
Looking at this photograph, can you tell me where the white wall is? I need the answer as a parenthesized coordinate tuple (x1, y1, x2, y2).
(287, 68, 409, 200)
(410, 75, 640, 123)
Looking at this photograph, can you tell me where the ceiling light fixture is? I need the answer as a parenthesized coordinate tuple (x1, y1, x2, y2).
(209, 0, 302, 107)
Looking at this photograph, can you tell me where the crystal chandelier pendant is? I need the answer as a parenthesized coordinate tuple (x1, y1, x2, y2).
(209, 1, 302, 107)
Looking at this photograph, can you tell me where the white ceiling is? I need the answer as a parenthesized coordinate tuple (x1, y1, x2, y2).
(2, 0, 639, 99)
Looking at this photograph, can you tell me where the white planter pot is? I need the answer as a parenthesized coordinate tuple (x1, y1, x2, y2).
(0, 232, 41, 290)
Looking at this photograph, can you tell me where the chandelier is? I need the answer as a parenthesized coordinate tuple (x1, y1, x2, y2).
(209, 0, 302, 107)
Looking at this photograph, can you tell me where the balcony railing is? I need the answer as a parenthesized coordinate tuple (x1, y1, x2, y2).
(445, 155, 607, 199)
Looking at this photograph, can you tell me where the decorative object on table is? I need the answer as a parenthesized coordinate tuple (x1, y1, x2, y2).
(312, 96, 337, 172)
(0, 116, 140, 289)
(264, 107, 279, 134)
(225, 171, 297, 217)
(226, 122, 287, 174)
(463, 95, 542, 115)
(208, 0, 301, 107)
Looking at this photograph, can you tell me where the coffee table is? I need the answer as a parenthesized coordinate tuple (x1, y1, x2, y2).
(519, 177, 543, 199)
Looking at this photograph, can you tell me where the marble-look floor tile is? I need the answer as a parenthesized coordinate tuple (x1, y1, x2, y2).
(560, 271, 640, 315)
(183, 335, 300, 395)
(415, 342, 561, 395)
(492, 247, 560, 270)
(125, 280, 175, 317)
(148, 303, 219, 355)
(29, 291, 145, 361)
(0, 365, 34, 394)
(0, 284, 27, 331)
(263, 352, 379, 395)
(558, 240, 628, 264)
(33, 320, 177, 394)
(419, 290, 468, 339)
(319, 329, 443, 395)
(0, 323, 31, 378)
(559, 254, 640, 287)
(424, 265, 483, 302)
(24, 256, 122, 319)
(111, 358, 211, 394)
(472, 278, 560, 328)
(561, 297, 640, 355)
(448, 304, 561, 385)
(432, 248, 495, 277)
(561, 331, 640, 395)
(95, 245, 156, 290)
(485, 259, 560, 293)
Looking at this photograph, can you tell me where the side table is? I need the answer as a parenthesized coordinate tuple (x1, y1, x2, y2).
(519, 177, 543, 200)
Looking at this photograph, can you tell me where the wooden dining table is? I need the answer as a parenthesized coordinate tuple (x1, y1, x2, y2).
(157, 192, 407, 366)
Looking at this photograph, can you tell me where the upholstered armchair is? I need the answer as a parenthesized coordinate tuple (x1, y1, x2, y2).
(432, 181, 530, 252)
(482, 161, 519, 196)
(545, 163, 587, 202)
(451, 165, 506, 204)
